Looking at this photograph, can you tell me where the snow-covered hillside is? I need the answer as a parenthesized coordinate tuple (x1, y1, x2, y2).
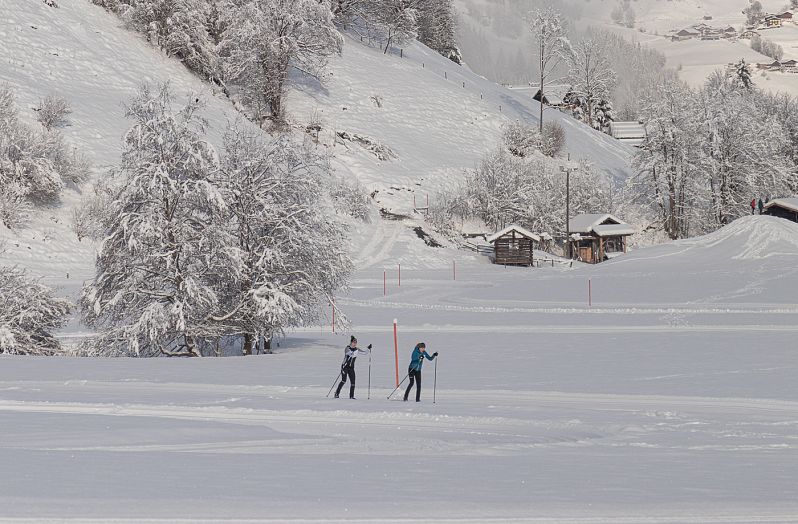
(0, 0, 633, 298)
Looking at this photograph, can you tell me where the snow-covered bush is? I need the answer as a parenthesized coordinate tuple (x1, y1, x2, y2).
(0, 266, 71, 355)
(330, 176, 371, 222)
(36, 95, 72, 130)
(541, 121, 565, 158)
(501, 121, 541, 158)
(0, 85, 90, 227)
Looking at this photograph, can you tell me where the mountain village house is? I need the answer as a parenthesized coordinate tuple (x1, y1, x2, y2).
(567, 214, 634, 264)
(487, 225, 539, 266)
(763, 198, 798, 223)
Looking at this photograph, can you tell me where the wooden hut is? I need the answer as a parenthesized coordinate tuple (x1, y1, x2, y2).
(487, 225, 540, 266)
(567, 214, 634, 264)
(763, 198, 798, 223)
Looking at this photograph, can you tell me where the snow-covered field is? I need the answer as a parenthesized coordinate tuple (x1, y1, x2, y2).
(2, 216, 798, 522)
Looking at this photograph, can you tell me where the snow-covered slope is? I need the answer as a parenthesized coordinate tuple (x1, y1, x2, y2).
(0, 0, 634, 293)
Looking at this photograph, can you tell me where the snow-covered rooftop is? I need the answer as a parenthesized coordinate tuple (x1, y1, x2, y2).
(486, 224, 541, 243)
(764, 197, 798, 214)
(569, 213, 633, 236)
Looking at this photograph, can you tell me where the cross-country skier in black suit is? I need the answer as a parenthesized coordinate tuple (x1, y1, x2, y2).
(335, 336, 371, 399)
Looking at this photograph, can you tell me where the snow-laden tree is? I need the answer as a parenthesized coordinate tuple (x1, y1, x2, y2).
(80, 84, 234, 357)
(0, 266, 71, 355)
(698, 72, 794, 227)
(567, 36, 616, 130)
(214, 126, 352, 355)
(415, 0, 461, 64)
(368, 0, 419, 54)
(95, 0, 221, 82)
(221, 0, 342, 124)
(452, 145, 611, 239)
(528, 7, 568, 133)
(630, 78, 704, 240)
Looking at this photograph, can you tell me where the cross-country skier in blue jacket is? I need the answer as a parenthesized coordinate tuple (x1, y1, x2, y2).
(335, 336, 371, 399)
(403, 342, 438, 402)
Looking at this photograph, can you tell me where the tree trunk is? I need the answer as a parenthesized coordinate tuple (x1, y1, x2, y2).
(242, 333, 254, 356)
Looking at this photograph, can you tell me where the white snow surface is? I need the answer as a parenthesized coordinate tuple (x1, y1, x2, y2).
(2, 213, 798, 522)
(1, 2, 798, 523)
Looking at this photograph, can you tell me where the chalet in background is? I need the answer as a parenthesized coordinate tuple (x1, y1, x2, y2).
(487, 225, 539, 266)
(763, 198, 798, 223)
(568, 214, 634, 264)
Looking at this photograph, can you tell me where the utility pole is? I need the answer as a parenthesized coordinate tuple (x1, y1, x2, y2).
(560, 154, 577, 259)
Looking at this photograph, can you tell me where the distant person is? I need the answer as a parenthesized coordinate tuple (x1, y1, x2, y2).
(403, 342, 438, 402)
(758, 198, 764, 215)
(751, 197, 756, 215)
(335, 336, 371, 399)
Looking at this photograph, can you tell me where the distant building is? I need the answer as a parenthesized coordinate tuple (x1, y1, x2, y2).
(764, 15, 783, 28)
(777, 11, 794, 23)
(740, 29, 760, 39)
(531, 84, 572, 109)
(609, 121, 646, 148)
(567, 214, 634, 264)
(487, 225, 540, 266)
(670, 28, 701, 41)
(763, 198, 798, 223)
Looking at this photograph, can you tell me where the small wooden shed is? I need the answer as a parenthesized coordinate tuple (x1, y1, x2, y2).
(487, 225, 540, 266)
(763, 198, 798, 223)
(567, 214, 634, 264)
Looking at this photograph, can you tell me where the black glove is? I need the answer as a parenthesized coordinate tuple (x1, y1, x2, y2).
(367, 344, 372, 350)
(433, 352, 438, 357)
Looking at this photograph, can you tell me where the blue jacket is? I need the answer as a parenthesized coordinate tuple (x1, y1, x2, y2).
(408, 345, 435, 371)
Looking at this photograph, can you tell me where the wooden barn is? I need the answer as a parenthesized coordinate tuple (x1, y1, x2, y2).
(487, 225, 540, 266)
(763, 198, 798, 223)
(567, 214, 634, 264)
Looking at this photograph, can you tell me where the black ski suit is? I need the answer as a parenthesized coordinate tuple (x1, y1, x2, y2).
(335, 345, 369, 398)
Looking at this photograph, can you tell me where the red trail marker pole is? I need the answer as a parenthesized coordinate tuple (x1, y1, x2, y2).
(393, 319, 399, 387)
(589, 279, 592, 307)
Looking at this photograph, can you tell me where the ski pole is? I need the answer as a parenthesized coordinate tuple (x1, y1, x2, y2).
(326, 369, 342, 398)
(433, 357, 438, 404)
(387, 372, 410, 400)
(368, 350, 372, 400)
